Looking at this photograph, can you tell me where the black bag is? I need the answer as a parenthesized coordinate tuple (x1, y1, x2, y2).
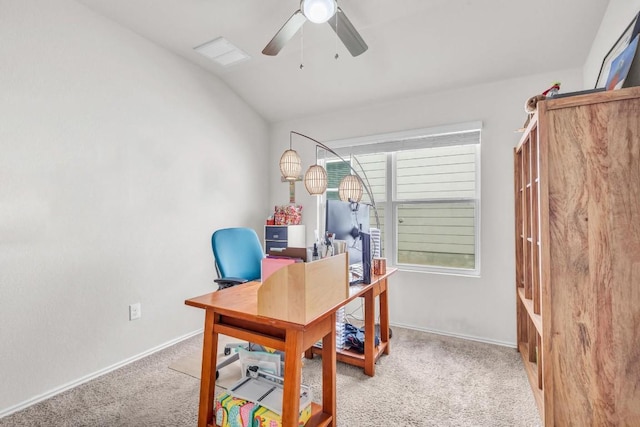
(343, 323, 379, 353)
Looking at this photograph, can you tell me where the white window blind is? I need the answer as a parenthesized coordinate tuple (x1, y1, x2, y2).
(319, 123, 481, 275)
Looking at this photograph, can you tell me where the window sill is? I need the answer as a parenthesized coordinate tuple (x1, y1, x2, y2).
(394, 264, 481, 278)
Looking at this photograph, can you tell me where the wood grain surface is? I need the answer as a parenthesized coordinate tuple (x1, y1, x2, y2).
(516, 86, 640, 426)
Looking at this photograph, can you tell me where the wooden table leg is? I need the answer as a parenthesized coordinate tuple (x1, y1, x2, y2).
(363, 289, 376, 376)
(379, 279, 390, 355)
(322, 312, 337, 426)
(198, 309, 219, 427)
(282, 328, 304, 427)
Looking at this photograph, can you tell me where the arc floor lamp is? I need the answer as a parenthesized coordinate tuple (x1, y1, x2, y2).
(279, 130, 380, 229)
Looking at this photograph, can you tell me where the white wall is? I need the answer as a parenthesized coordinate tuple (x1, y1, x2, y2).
(584, 0, 640, 88)
(269, 69, 585, 346)
(0, 0, 269, 415)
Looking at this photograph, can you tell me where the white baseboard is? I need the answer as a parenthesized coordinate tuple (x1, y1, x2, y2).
(0, 329, 203, 419)
(389, 322, 517, 348)
(345, 302, 516, 349)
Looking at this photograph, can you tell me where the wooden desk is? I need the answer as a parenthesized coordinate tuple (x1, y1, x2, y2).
(185, 282, 337, 427)
(305, 268, 396, 376)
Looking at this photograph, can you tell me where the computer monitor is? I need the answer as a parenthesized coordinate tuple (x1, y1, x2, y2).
(325, 199, 370, 265)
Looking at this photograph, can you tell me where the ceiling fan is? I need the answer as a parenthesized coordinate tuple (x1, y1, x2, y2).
(262, 0, 368, 57)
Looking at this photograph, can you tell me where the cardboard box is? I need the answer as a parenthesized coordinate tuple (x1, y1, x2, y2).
(261, 257, 297, 282)
(258, 253, 348, 324)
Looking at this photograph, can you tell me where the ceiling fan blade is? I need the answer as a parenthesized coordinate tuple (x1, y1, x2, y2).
(262, 10, 307, 56)
(328, 7, 368, 57)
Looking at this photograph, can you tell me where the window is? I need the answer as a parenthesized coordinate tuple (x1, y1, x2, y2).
(319, 122, 481, 276)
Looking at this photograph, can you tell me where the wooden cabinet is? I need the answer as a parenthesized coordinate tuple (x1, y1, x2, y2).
(264, 224, 305, 253)
(514, 87, 640, 426)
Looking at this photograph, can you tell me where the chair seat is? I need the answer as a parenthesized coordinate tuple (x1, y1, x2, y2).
(214, 277, 249, 290)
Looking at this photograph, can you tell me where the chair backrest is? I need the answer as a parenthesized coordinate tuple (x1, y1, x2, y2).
(211, 227, 264, 282)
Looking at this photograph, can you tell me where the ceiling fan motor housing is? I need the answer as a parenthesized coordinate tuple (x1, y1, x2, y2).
(301, 0, 337, 23)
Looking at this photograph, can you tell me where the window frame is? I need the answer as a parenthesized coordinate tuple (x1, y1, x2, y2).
(317, 121, 482, 277)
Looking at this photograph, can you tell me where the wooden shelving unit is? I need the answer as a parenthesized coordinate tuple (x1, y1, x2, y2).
(514, 87, 640, 426)
(514, 114, 544, 417)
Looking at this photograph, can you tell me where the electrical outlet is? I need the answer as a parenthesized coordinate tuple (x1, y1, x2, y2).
(129, 303, 141, 321)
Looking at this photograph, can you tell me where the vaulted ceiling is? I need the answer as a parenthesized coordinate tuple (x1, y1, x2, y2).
(78, 0, 609, 123)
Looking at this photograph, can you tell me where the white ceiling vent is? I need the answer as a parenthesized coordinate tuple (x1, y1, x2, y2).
(194, 37, 250, 66)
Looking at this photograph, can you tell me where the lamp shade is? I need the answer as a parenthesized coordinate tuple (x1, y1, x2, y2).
(304, 164, 328, 195)
(279, 149, 301, 181)
(301, 0, 337, 23)
(338, 175, 363, 202)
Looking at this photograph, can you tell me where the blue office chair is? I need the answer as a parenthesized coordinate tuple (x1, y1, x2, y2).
(212, 227, 264, 290)
(210, 227, 266, 377)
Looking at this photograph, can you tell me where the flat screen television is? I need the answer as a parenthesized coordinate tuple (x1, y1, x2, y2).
(325, 199, 370, 265)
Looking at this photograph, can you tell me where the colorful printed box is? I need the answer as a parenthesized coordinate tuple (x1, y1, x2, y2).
(252, 404, 312, 427)
(215, 393, 255, 427)
(215, 392, 311, 427)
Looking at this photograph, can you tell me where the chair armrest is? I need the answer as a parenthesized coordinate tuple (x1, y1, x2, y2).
(214, 277, 249, 290)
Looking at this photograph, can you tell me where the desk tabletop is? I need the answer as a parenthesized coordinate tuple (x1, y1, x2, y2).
(347, 268, 397, 301)
(185, 268, 397, 328)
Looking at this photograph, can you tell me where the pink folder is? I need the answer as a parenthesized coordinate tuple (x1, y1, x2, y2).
(261, 257, 296, 282)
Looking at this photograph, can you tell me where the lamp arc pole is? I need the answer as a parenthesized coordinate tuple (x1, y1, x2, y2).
(290, 131, 380, 230)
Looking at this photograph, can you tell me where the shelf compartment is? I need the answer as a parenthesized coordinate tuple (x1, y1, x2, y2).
(517, 341, 544, 419)
(308, 341, 389, 368)
(518, 287, 542, 335)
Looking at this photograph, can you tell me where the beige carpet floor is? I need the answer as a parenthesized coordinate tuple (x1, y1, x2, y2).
(168, 334, 244, 389)
(0, 327, 542, 426)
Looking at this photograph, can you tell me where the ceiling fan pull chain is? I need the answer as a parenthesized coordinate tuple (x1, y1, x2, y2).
(334, 2, 339, 60)
(300, 25, 304, 69)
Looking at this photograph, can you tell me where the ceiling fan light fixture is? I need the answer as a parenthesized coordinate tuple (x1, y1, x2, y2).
(263, 1, 367, 57)
(301, 0, 337, 24)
